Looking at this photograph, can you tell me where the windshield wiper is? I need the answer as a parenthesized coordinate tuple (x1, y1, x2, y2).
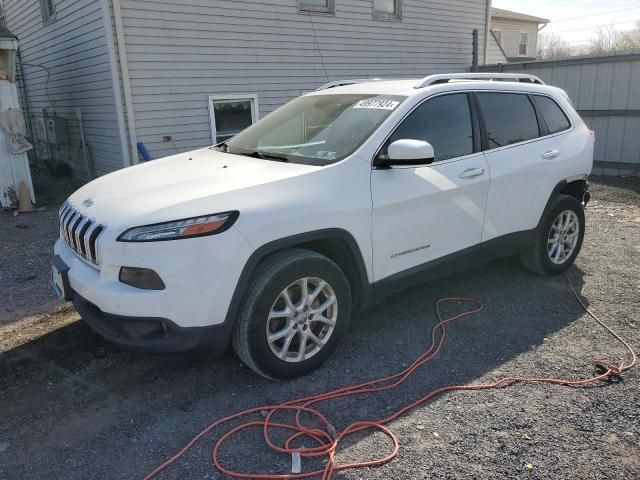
(242, 150, 289, 162)
(213, 141, 230, 152)
(220, 144, 290, 162)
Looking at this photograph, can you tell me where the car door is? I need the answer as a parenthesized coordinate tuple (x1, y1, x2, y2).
(371, 93, 490, 282)
(476, 92, 564, 242)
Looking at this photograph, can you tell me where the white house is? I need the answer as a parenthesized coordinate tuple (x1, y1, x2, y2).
(5, 0, 495, 178)
(488, 7, 549, 64)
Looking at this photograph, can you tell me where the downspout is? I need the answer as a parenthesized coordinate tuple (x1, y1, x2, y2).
(100, 0, 130, 167)
(112, 0, 138, 165)
(483, 0, 491, 65)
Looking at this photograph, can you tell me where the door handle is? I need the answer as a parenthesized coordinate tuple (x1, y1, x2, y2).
(541, 150, 560, 159)
(459, 167, 485, 179)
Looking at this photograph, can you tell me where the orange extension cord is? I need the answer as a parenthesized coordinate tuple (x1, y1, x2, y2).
(144, 273, 636, 480)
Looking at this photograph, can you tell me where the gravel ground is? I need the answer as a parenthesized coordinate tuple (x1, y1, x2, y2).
(0, 176, 639, 480)
(0, 208, 61, 326)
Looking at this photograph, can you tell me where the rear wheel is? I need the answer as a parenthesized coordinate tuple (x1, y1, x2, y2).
(521, 194, 585, 276)
(232, 249, 351, 379)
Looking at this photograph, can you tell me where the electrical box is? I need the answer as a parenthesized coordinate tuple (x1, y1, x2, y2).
(45, 116, 69, 145)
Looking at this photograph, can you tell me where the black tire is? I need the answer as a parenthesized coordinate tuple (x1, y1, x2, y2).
(232, 248, 351, 380)
(520, 194, 585, 276)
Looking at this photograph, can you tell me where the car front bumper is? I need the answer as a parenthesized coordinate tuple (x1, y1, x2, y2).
(72, 293, 232, 353)
(53, 226, 253, 349)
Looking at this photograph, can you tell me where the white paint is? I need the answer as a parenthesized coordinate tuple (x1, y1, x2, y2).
(372, 151, 490, 280)
(387, 139, 434, 160)
(481, 92, 593, 241)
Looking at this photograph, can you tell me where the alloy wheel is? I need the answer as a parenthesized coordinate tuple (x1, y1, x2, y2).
(266, 277, 338, 363)
(547, 210, 580, 265)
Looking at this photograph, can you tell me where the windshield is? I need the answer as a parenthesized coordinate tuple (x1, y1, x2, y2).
(222, 94, 406, 165)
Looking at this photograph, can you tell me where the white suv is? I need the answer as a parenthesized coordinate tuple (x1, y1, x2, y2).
(52, 73, 593, 379)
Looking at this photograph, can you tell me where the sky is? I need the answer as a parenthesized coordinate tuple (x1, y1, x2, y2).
(493, 0, 640, 47)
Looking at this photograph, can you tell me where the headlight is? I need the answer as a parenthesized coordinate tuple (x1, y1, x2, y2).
(117, 211, 239, 242)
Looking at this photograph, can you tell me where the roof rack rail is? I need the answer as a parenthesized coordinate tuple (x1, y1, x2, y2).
(315, 78, 385, 91)
(414, 73, 545, 89)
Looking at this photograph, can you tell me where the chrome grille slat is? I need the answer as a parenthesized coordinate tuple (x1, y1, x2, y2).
(74, 217, 90, 254)
(59, 202, 70, 218)
(83, 222, 99, 259)
(59, 203, 70, 219)
(88, 225, 104, 264)
(60, 206, 74, 241)
(69, 216, 83, 251)
(64, 212, 78, 243)
(77, 219, 93, 256)
(57, 202, 105, 265)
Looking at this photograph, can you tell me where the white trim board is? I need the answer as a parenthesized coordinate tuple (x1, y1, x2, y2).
(100, 0, 131, 167)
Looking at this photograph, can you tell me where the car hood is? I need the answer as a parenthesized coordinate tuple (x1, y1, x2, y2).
(67, 148, 319, 228)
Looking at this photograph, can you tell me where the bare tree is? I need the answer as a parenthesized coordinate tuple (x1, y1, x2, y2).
(589, 24, 619, 54)
(538, 21, 640, 60)
(589, 22, 640, 55)
(537, 32, 576, 60)
(618, 20, 640, 49)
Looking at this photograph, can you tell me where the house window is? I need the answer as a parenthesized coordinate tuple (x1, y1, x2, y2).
(519, 32, 529, 55)
(208, 95, 259, 144)
(374, 0, 401, 19)
(298, 0, 335, 14)
(493, 30, 502, 45)
(40, 0, 56, 24)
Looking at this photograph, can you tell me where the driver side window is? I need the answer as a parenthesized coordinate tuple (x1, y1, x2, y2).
(387, 93, 474, 162)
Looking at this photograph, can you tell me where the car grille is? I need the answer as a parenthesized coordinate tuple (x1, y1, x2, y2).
(58, 201, 105, 265)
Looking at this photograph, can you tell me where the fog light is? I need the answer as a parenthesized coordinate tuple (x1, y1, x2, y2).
(119, 267, 165, 290)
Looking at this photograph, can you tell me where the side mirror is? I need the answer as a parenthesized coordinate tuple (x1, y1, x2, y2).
(385, 139, 434, 166)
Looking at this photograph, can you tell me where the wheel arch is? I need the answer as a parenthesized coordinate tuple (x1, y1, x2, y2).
(551, 176, 590, 205)
(534, 176, 589, 235)
(224, 229, 371, 329)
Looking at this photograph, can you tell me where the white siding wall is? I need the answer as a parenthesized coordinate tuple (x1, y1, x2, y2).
(4, 0, 124, 177)
(118, 0, 488, 159)
(491, 18, 538, 60)
(486, 32, 507, 65)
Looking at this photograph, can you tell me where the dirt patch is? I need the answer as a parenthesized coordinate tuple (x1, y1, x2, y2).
(0, 176, 639, 479)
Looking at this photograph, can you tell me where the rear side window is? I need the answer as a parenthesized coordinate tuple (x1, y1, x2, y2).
(388, 93, 473, 162)
(477, 93, 540, 149)
(533, 95, 571, 134)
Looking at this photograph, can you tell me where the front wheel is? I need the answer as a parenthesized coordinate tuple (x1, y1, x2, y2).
(521, 194, 585, 276)
(232, 249, 351, 380)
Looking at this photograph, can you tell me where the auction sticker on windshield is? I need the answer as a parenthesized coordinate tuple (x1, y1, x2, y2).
(353, 98, 400, 110)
